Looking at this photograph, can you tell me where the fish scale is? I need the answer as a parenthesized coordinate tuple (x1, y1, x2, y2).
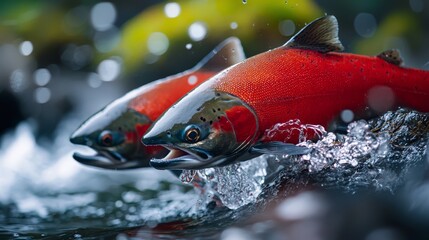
(214, 49, 429, 141)
(129, 71, 215, 120)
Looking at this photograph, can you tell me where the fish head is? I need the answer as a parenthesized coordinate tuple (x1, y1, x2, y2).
(70, 97, 165, 169)
(142, 87, 259, 170)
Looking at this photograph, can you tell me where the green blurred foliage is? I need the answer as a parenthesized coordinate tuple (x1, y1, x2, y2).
(0, 0, 427, 79)
(113, 0, 322, 73)
(354, 11, 421, 55)
(0, 1, 90, 53)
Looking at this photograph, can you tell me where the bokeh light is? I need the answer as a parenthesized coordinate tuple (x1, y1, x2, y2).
(187, 75, 198, 85)
(340, 109, 354, 123)
(147, 32, 169, 56)
(87, 73, 102, 88)
(97, 58, 121, 82)
(33, 68, 51, 86)
(34, 87, 51, 104)
(19, 41, 33, 56)
(279, 19, 296, 36)
(90, 2, 117, 31)
(188, 22, 207, 41)
(164, 2, 181, 18)
(9, 70, 27, 93)
(354, 13, 377, 38)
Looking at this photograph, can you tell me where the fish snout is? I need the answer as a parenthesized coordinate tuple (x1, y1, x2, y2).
(142, 131, 168, 146)
(70, 130, 90, 145)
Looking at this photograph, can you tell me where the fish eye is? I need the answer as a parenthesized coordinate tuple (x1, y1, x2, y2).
(98, 130, 124, 147)
(99, 131, 113, 147)
(183, 125, 201, 143)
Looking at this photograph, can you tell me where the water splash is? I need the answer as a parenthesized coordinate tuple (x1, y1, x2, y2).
(1, 109, 428, 238)
(181, 156, 268, 209)
(272, 110, 429, 193)
(262, 119, 326, 143)
(0, 120, 203, 233)
(181, 109, 429, 210)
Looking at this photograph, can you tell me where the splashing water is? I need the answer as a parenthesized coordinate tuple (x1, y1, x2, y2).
(1, 109, 428, 238)
(270, 110, 429, 193)
(0, 120, 206, 236)
(181, 109, 429, 210)
(262, 119, 327, 143)
(181, 156, 268, 209)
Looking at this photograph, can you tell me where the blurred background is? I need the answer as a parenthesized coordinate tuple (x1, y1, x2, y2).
(0, 0, 427, 140)
(0, 0, 429, 239)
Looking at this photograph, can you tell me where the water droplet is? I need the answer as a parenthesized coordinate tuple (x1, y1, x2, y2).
(230, 22, 238, 30)
(242, 0, 247, 4)
(185, 43, 192, 50)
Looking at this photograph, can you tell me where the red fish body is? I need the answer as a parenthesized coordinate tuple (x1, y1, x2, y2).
(70, 37, 245, 169)
(142, 16, 429, 170)
(214, 48, 429, 143)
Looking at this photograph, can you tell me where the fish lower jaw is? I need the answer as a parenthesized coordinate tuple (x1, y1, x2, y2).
(164, 149, 189, 160)
(150, 148, 210, 170)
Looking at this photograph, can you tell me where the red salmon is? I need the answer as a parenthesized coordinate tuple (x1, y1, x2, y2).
(142, 16, 429, 170)
(70, 38, 245, 169)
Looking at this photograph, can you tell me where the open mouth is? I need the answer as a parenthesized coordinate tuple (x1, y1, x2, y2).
(73, 150, 148, 170)
(149, 148, 202, 170)
(149, 147, 229, 170)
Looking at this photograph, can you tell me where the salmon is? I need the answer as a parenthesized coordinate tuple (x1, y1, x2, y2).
(70, 38, 245, 169)
(142, 15, 429, 170)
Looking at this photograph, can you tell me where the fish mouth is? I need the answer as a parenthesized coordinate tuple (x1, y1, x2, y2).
(149, 147, 226, 170)
(73, 150, 148, 170)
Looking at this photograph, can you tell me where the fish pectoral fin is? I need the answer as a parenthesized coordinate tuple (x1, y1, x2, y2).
(196, 37, 246, 71)
(249, 141, 312, 155)
(283, 15, 344, 53)
(377, 49, 403, 66)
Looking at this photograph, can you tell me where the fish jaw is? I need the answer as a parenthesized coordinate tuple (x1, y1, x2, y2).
(73, 151, 151, 170)
(142, 89, 260, 170)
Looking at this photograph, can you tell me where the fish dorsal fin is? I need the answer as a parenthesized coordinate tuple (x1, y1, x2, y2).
(377, 49, 403, 66)
(284, 15, 344, 53)
(195, 37, 246, 71)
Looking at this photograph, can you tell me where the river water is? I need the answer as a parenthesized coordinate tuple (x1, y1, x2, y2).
(1, 109, 429, 239)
